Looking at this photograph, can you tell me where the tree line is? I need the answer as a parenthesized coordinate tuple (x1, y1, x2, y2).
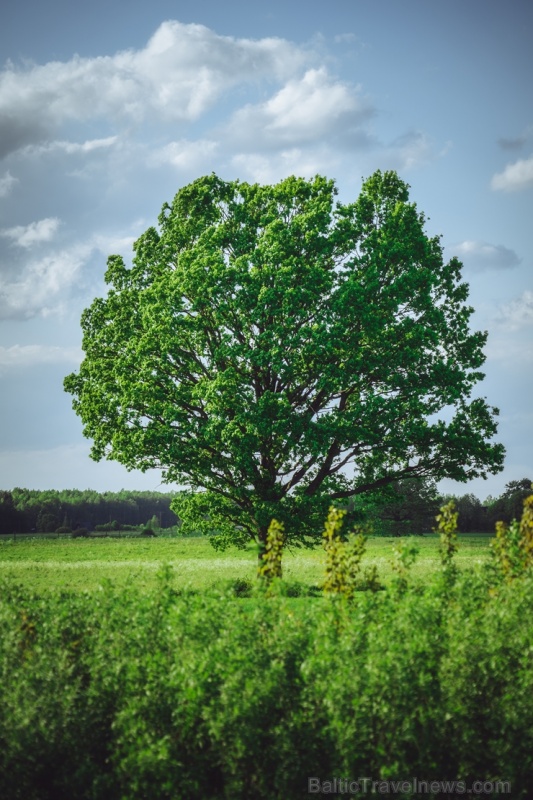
(0, 479, 530, 536)
(0, 488, 179, 535)
(348, 477, 533, 537)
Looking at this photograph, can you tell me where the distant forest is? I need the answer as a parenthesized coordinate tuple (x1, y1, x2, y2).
(0, 489, 179, 535)
(0, 479, 531, 536)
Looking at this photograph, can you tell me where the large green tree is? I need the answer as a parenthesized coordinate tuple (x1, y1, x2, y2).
(64, 170, 504, 549)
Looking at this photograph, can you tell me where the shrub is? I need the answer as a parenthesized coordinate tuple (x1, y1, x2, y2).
(389, 539, 420, 594)
(491, 486, 533, 581)
(278, 580, 304, 597)
(1, 575, 532, 798)
(71, 527, 89, 538)
(323, 506, 368, 599)
(229, 578, 253, 597)
(94, 520, 120, 532)
(435, 499, 459, 567)
(258, 519, 285, 585)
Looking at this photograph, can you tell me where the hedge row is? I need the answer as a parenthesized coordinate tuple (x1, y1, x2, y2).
(0, 569, 532, 799)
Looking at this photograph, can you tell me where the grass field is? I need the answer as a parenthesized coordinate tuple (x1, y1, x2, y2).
(0, 532, 493, 592)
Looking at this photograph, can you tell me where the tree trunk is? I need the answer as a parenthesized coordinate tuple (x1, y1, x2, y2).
(257, 524, 268, 566)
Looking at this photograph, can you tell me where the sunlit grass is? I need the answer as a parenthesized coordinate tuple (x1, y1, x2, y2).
(0, 533, 493, 593)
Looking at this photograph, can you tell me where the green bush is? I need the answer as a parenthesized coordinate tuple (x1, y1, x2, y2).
(228, 577, 253, 597)
(0, 565, 532, 799)
(258, 518, 285, 584)
(94, 520, 120, 532)
(71, 527, 89, 538)
(491, 489, 533, 582)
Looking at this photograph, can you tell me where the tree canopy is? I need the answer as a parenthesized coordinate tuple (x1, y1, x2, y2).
(64, 170, 504, 548)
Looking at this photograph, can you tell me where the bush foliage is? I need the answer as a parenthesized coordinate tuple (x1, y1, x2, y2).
(0, 581, 532, 796)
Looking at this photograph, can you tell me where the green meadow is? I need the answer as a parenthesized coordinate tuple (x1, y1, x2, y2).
(0, 532, 492, 593)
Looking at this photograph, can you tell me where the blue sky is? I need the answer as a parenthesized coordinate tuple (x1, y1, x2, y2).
(0, 0, 531, 498)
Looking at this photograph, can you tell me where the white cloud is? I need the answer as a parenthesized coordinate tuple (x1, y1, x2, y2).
(491, 154, 533, 192)
(232, 146, 340, 184)
(0, 216, 157, 322)
(225, 68, 373, 149)
(0, 344, 82, 370)
(496, 290, 533, 330)
(263, 69, 365, 137)
(23, 136, 119, 157)
(92, 232, 138, 265)
(0, 19, 444, 195)
(1, 217, 61, 248)
(452, 240, 521, 271)
(0, 21, 308, 157)
(0, 242, 94, 320)
(0, 170, 18, 197)
(150, 138, 219, 171)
